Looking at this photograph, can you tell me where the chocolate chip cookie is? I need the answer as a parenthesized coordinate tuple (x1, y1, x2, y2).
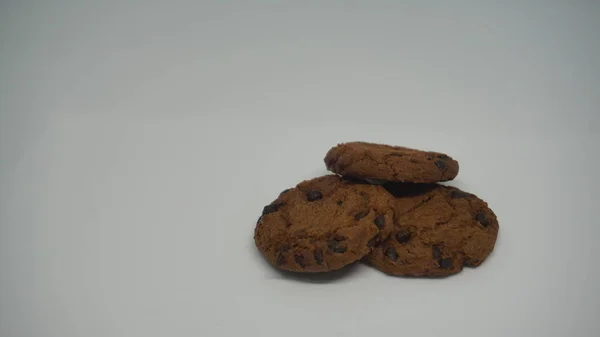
(324, 142, 459, 183)
(364, 184, 498, 277)
(254, 175, 395, 272)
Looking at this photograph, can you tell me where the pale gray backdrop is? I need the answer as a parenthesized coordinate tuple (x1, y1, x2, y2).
(1, 1, 599, 337)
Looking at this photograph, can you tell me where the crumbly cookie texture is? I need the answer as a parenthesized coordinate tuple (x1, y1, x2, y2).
(365, 183, 498, 277)
(325, 141, 459, 183)
(254, 175, 394, 272)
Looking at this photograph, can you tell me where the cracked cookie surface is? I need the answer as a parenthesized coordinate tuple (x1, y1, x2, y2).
(254, 175, 394, 272)
(324, 141, 459, 183)
(365, 183, 499, 277)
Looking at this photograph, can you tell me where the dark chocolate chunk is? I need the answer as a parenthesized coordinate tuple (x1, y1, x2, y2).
(328, 241, 347, 253)
(337, 200, 343, 206)
(463, 259, 477, 268)
(374, 215, 386, 229)
(359, 191, 369, 203)
(367, 234, 380, 247)
(276, 254, 286, 265)
(451, 190, 470, 199)
(262, 203, 283, 215)
(437, 154, 449, 159)
(354, 211, 368, 220)
(432, 245, 442, 260)
(294, 254, 305, 268)
(385, 247, 398, 261)
(279, 188, 291, 196)
(314, 249, 323, 265)
(439, 257, 453, 269)
(475, 211, 490, 227)
(306, 190, 323, 202)
(434, 160, 447, 170)
(395, 229, 412, 244)
(333, 234, 347, 241)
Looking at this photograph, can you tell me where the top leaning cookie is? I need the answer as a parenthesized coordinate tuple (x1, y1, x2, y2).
(324, 141, 459, 183)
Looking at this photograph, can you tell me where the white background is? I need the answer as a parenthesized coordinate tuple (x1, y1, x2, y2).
(1, 1, 599, 336)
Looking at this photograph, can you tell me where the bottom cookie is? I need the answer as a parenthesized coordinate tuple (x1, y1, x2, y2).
(364, 183, 499, 277)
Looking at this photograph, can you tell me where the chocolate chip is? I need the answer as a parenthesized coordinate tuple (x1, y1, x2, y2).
(374, 215, 386, 229)
(294, 254, 305, 268)
(359, 191, 369, 202)
(279, 188, 291, 196)
(262, 203, 283, 215)
(439, 257, 453, 269)
(385, 247, 398, 261)
(395, 229, 412, 244)
(451, 190, 470, 199)
(314, 249, 323, 265)
(276, 245, 290, 265)
(328, 241, 347, 253)
(437, 154, 449, 159)
(463, 259, 477, 267)
(432, 245, 442, 260)
(306, 190, 323, 202)
(355, 211, 368, 220)
(337, 200, 343, 206)
(475, 211, 490, 227)
(276, 254, 286, 265)
(434, 160, 446, 170)
(426, 155, 433, 160)
(333, 234, 347, 241)
(367, 234, 380, 247)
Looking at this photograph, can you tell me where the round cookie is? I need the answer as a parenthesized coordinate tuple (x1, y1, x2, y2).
(254, 175, 395, 272)
(324, 141, 459, 183)
(364, 184, 499, 277)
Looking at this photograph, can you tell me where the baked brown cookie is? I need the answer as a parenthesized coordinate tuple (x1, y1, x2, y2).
(254, 175, 395, 272)
(324, 141, 459, 183)
(364, 184, 498, 277)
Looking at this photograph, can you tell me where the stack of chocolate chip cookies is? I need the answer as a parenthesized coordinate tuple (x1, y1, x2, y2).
(254, 142, 499, 278)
